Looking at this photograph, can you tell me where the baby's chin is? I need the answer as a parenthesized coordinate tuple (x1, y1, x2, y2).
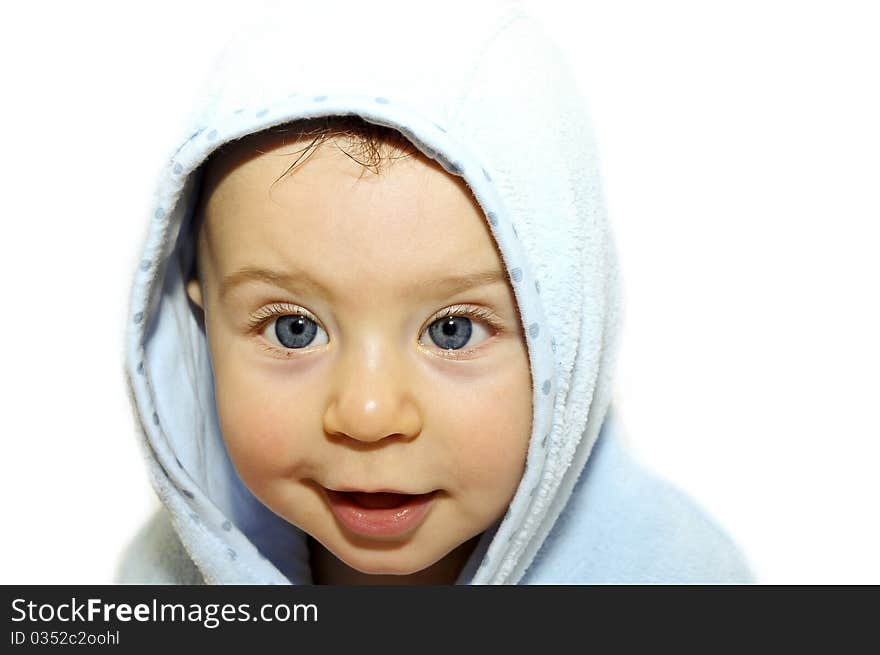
(338, 549, 441, 577)
(307, 522, 481, 584)
(320, 529, 457, 576)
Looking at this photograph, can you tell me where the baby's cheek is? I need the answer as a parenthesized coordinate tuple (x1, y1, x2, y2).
(449, 382, 532, 496)
(214, 374, 308, 487)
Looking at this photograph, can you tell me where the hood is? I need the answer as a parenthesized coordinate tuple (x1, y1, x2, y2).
(124, 0, 621, 584)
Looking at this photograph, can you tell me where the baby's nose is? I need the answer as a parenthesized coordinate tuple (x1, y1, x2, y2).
(322, 345, 422, 444)
(324, 397, 420, 444)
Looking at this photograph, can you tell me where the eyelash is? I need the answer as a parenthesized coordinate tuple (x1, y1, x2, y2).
(245, 302, 506, 359)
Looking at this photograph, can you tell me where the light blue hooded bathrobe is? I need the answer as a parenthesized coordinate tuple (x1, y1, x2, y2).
(118, 0, 753, 584)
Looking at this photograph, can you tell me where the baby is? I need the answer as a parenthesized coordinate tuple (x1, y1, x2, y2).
(184, 118, 533, 583)
(118, 1, 752, 584)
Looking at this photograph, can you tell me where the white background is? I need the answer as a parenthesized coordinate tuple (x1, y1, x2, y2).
(1, 0, 877, 584)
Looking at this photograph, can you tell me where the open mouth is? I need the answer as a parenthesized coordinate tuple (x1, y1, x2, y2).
(344, 491, 417, 509)
(322, 488, 439, 537)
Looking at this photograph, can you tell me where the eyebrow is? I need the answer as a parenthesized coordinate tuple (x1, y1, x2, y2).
(219, 265, 509, 301)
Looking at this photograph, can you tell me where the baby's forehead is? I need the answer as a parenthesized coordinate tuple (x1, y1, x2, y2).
(193, 122, 500, 284)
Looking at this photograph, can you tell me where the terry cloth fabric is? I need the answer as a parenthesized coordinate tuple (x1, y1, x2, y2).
(117, 0, 754, 584)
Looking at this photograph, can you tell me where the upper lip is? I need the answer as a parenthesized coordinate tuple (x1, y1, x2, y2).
(323, 485, 434, 496)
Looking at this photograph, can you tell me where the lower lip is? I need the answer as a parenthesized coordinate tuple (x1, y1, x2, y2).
(323, 489, 438, 537)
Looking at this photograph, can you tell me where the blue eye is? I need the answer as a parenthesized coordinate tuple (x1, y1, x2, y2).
(420, 308, 495, 352)
(275, 315, 317, 349)
(261, 312, 329, 350)
(427, 316, 473, 350)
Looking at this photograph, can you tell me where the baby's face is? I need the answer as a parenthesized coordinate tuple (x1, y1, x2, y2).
(187, 130, 532, 577)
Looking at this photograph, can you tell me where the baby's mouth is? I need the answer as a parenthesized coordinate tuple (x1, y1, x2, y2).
(320, 484, 438, 510)
(346, 491, 414, 509)
(321, 487, 440, 537)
